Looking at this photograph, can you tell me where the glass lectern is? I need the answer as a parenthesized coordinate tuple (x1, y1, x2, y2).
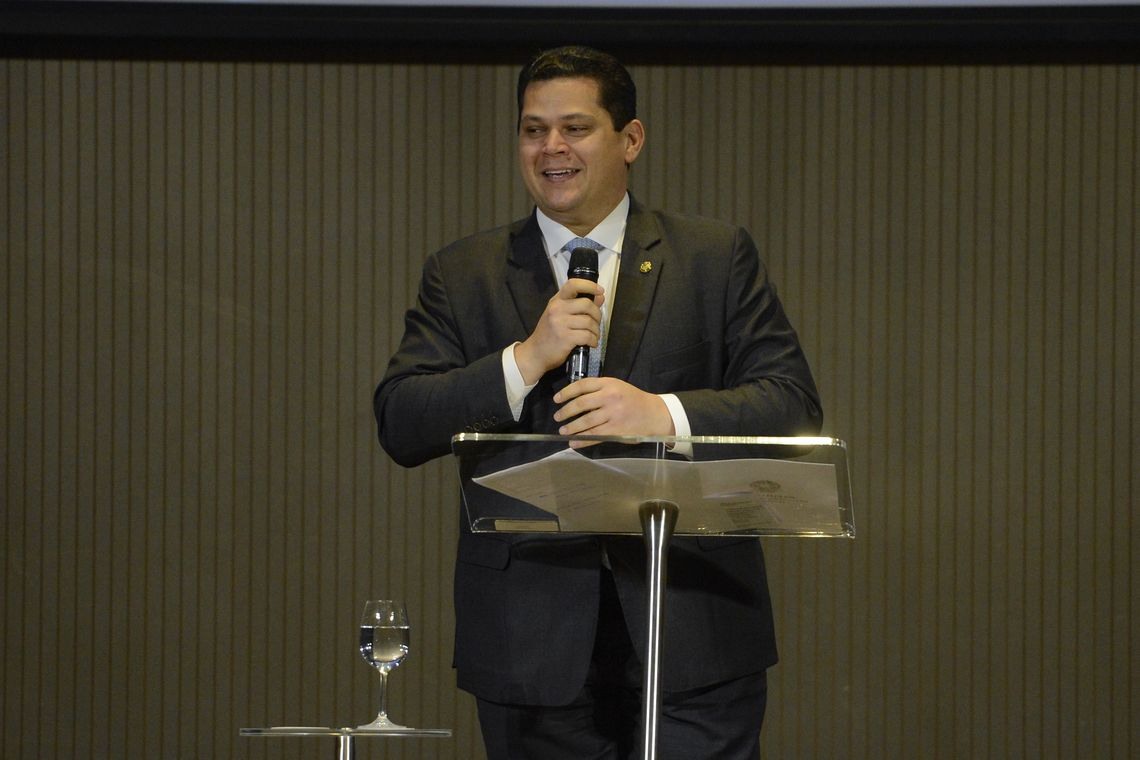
(452, 433, 854, 759)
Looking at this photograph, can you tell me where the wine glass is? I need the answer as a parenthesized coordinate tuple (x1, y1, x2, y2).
(356, 600, 410, 730)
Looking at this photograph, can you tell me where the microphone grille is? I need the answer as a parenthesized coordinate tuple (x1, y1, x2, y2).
(568, 247, 599, 282)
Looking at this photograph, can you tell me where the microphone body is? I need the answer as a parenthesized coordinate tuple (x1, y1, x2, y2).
(566, 247, 600, 382)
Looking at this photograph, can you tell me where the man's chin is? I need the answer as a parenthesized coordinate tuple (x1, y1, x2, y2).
(535, 197, 582, 220)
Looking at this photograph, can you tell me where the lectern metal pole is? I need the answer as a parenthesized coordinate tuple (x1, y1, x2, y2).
(639, 499, 679, 760)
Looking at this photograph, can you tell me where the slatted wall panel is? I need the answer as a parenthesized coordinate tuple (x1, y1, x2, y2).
(2, 59, 1136, 759)
(0, 59, 529, 760)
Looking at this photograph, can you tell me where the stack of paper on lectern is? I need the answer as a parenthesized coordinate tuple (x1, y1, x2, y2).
(472, 448, 841, 535)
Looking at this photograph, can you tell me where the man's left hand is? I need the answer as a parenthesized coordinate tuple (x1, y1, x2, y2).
(552, 378, 675, 446)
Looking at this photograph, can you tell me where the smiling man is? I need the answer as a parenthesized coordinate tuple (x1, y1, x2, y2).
(374, 46, 822, 759)
(516, 75, 644, 235)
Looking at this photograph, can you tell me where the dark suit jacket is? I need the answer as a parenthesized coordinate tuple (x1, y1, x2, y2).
(374, 198, 822, 705)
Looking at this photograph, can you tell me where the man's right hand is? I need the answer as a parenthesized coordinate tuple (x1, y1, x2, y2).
(514, 278, 605, 385)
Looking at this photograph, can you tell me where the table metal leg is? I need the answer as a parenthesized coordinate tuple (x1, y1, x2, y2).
(337, 733, 355, 760)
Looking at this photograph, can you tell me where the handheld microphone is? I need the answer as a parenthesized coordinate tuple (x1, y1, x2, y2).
(566, 247, 600, 382)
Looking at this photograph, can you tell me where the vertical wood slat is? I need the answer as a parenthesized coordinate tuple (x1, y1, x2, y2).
(2, 59, 1137, 759)
(4, 57, 28, 760)
(1116, 67, 1138, 760)
(0, 55, 9, 755)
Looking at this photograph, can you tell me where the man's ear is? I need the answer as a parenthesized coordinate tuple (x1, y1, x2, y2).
(623, 119, 646, 165)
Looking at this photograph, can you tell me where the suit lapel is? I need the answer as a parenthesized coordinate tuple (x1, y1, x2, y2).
(604, 201, 663, 380)
(506, 213, 556, 337)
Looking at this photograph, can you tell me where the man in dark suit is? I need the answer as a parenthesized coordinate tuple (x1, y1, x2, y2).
(374, 46, 822, 759)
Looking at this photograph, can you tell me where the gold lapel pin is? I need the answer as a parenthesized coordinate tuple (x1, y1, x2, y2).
(639, 261, 653, 274)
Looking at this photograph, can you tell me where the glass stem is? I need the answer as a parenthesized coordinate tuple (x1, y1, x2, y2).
(378, 670, 389, 719)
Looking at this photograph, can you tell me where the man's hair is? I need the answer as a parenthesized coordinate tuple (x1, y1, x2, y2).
(516, 46, 637, 132)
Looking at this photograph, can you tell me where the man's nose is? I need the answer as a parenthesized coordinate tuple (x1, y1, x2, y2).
(543, 129, 568, 153)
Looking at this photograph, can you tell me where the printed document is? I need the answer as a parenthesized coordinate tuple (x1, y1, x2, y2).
(472, 448, 842, 534)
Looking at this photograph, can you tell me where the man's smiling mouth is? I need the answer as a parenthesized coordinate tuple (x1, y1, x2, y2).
(543, 168, 580, 180)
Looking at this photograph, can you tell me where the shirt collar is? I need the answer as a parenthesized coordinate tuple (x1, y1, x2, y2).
(536, 193, 630, 259)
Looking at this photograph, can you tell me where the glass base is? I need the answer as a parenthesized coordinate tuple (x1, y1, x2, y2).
(356, 714, 408, 731)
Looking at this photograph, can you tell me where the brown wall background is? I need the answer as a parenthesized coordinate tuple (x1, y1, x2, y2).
(2, 59, 1136, 758)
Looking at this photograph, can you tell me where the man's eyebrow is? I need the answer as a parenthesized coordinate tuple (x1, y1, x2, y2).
(520, 113, 596, 122)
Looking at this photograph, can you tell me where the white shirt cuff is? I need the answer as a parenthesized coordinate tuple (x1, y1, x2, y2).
(658, 393, 693, 459)
(502, 343, 537, 421)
